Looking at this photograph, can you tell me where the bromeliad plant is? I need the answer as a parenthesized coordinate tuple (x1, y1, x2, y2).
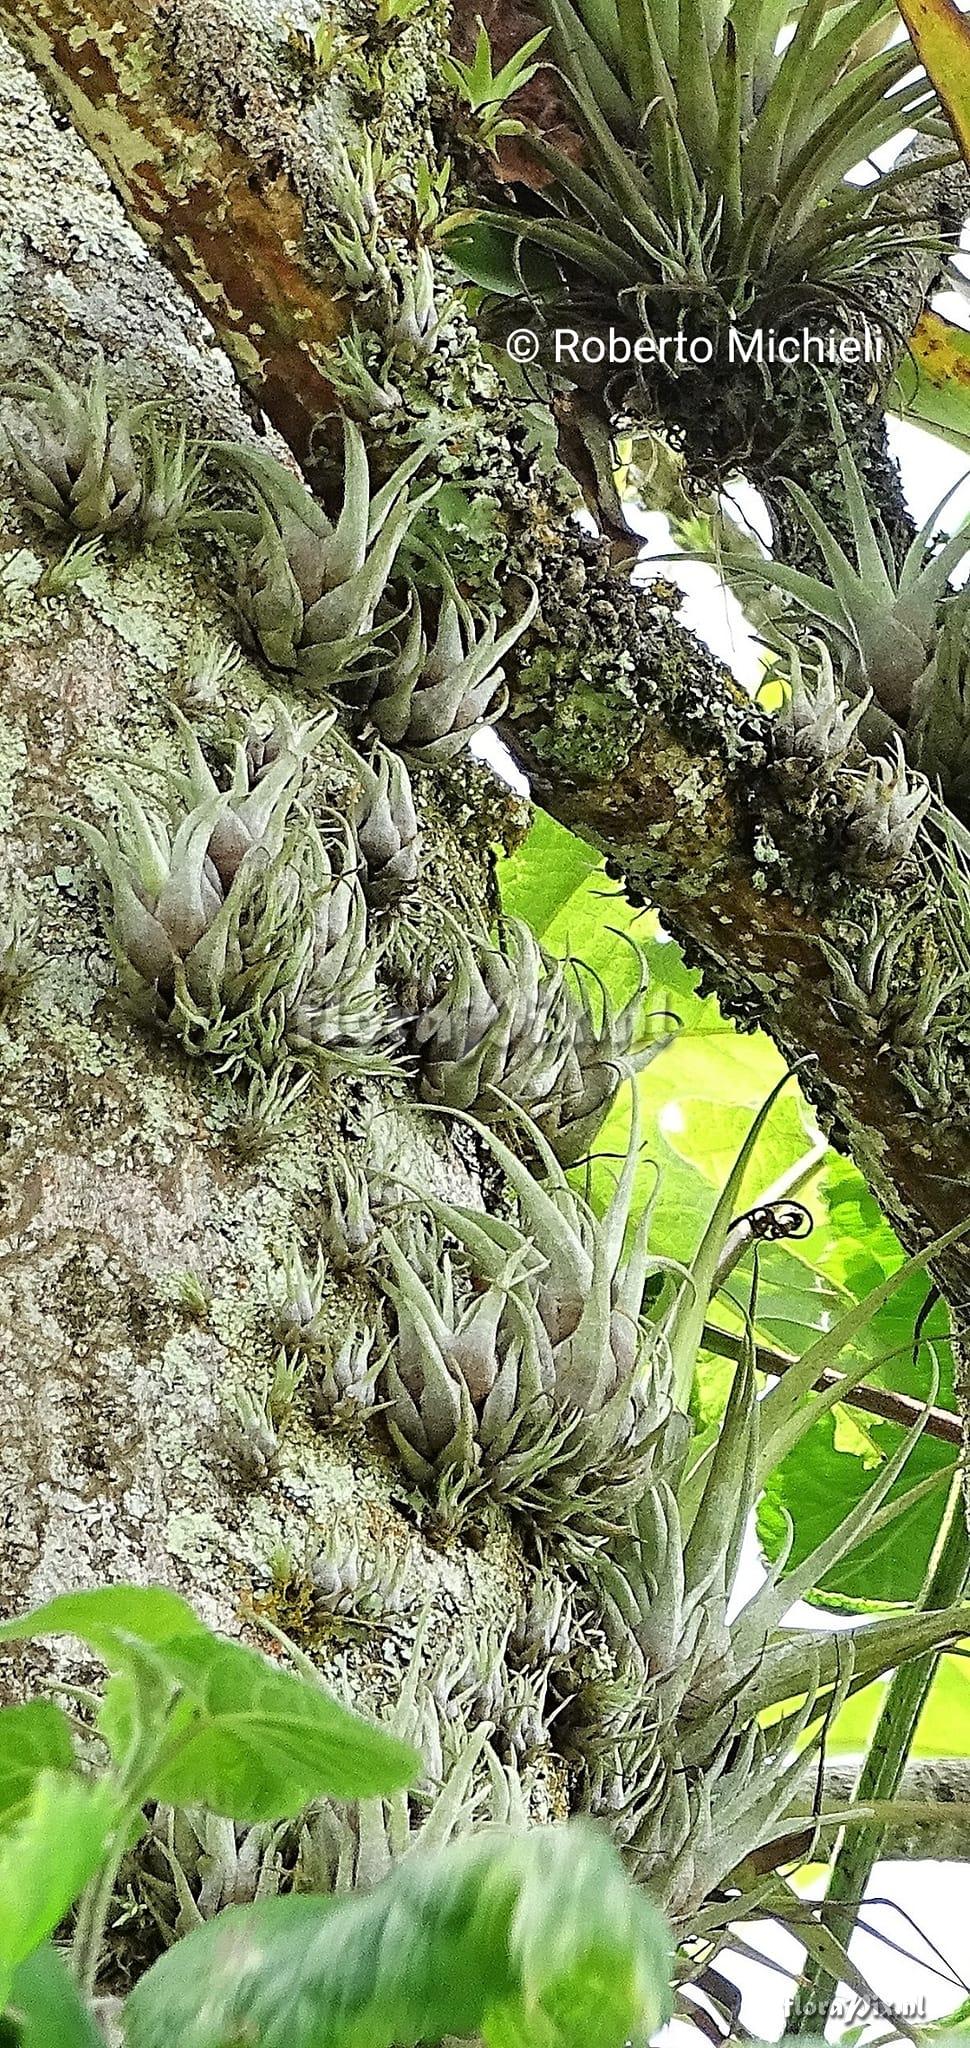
(0, 1588, 672, 2048)
(76, 702, 395, 1079)
(354, 583, 539, 763)
(909, 590, 970, 814)
(360, 1070, 970, 1982)
(414, 916, 672, 1163)
(729, 395, 970, 722)
(217, 424, 435, 684)
(0, 1581, 675, 2048)
(372, 1088, 672, 1538)
(1, 359, 207, 540)
(466, 0, 948, 326)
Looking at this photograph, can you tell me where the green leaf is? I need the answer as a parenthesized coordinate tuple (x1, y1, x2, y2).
(888, 309, 970, 456)
(133, 1632, 419, 1819)
(1, 1945, 106, 2048)
(0, 1707, 75, 1835)
(497, 809, 597, 936)
(123, 1821, 673, 2048)
(758, 1407, 957, 1605)
(0, 1586, 204, 1656)
(896, 0, 970, 164)
(440, 221, 562, 297)
(0, 1773, 119, 2004)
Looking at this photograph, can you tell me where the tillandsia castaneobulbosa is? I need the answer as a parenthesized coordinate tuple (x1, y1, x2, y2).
(214, 420, 436, 683)
(769, 640, 870, 782)
(726, 392, 970, 724)
(132, 1611, 535, 1946)
(75, 701, 395, 1078)
(348, 740, 422, 909)
(284, 814, 400, 1073)
(374, 1088, 676, 1539)
(1, 357, 144, 533)
(367, 1073, 970, 1978)
(414, 917, 672, 1165)
(459, 0, 948, 332)
(569, 1269, 970, 1958)
(840, 736, 930, 873)
(350, 582, 539, 763)
(0, 358, 207, 539)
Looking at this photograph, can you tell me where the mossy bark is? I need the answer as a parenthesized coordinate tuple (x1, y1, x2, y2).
(0, 27, 566, 1979)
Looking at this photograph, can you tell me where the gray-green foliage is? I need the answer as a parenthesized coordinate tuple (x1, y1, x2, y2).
(347, 1074, 970, 1963)
(464, 0, 945, 323)
(732, 398, 970, 721)
(0, 1585, 419, 2018)
(1, 361, 204, 539)
(358, 585, 538, 763)
(0, 1586, 671, 2048)
(414, 918, 669, 1163)
(75, 701, 395, 1079)
(218, 423, 433, 681)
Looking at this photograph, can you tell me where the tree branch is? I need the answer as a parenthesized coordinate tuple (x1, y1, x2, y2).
(702, 1325, 963, 1450)
(819, 1760, 970, 1861)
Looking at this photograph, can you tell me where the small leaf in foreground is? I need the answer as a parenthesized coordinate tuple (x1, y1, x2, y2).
(123, 1820, 672, 2048)
(0, 1586, 203, 1656)
(138, 1632, 419, 1817)
(0, 1773, 119, 2004)
(2, 1944, 106, 2048)
(0, 1705, 75, 1834)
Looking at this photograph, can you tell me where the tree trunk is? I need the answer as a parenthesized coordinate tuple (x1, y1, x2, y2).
(1, 0, 969, 2016)
(0, 26, 565, 1981)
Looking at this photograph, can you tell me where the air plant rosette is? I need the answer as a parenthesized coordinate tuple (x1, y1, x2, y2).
(372, 1091, 676, 1542)
(75, 702, 397, 1079)
(729, 392, 970, 728)
(215, 421, 436, 684)
(455, 0, 950, 358)
(1, 358, 207, 539)
(414, 916, 674, 1164)
(348, 582, 539, 765)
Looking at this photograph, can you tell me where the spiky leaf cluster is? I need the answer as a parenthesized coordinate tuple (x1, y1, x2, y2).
(738, 399, 970, 723)
(414, 918, 669, 1163)
(220, 424, 433, 683)
(131, 1616, 537, 1947)
(770, 641, 868, 780)
(366, 1072, 970, 1972)
(377, 249, 458, 362)
(472, 0, 943, 326)
(351, 742, 421, 908)
(349, 585, 537, 764)
(1, 359, 204, 538)
(374, 1096, 673, 1540)
(284, 819, 398, 1072)
(841, 737, 930, 870)
(908, 593, 970, 816)
(76, 702, 394, 1077)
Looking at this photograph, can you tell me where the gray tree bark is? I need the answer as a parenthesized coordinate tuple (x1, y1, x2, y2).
(0, 34, 562, 1978)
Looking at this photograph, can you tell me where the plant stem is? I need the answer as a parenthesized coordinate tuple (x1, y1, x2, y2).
(787, 1473, 970, 2033)
(72, 1831, 131, 1999)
